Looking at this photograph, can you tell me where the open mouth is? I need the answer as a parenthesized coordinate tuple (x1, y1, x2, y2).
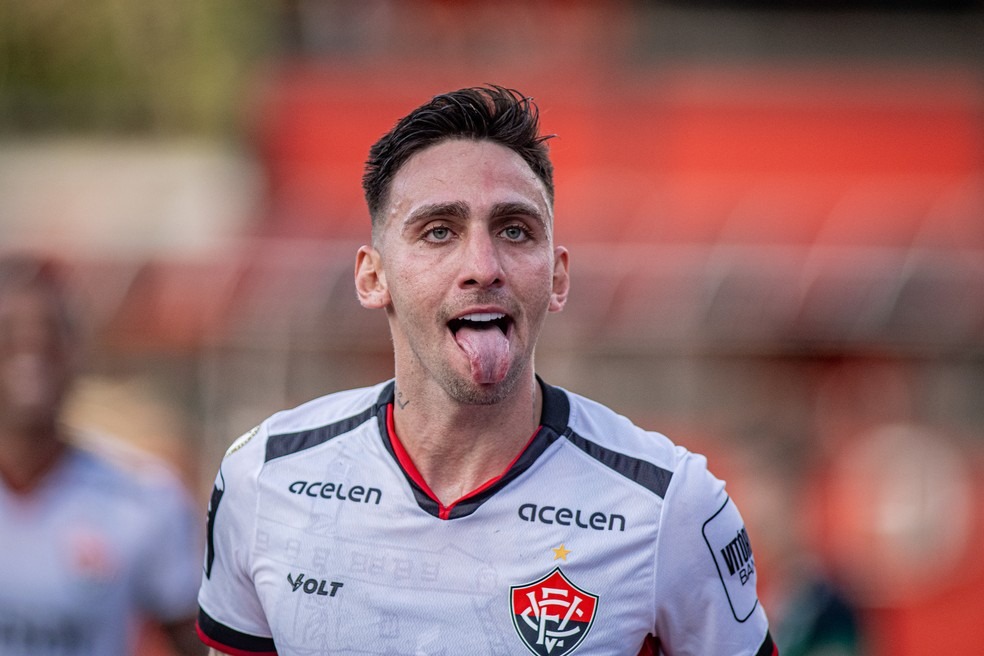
(448, 312, 513, 385)
(447, 312, 512, 336)
(447, 312, 514, 384)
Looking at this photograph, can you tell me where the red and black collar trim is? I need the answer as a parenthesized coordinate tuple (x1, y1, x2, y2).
(374, 379, 567, 520)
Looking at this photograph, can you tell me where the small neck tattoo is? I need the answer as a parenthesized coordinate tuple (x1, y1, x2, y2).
(396, 391, 410, 410)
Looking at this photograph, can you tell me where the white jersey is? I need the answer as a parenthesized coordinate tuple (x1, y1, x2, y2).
(198, 380, 776, 656)
(0, 439, 203, 656)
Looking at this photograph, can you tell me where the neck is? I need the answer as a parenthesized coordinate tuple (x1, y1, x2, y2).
(0, 421, 67, 492)
(391, 373, 541, 507)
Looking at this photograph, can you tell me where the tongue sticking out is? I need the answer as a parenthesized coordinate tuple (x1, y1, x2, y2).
(454, 325, 510, 384)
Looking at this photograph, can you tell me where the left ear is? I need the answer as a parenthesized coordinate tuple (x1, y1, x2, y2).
(548, 246, 570, 313)
(354, 245, 390, 309)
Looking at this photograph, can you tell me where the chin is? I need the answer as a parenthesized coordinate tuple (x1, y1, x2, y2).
(443, 373, 518, 406)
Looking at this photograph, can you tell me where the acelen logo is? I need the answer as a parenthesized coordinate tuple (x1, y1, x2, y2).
(511, 568, 598, 656)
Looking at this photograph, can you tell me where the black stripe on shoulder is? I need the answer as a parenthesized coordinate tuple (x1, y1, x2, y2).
(265, 407, 374, 462)
(265, 387, 391, 462)
(539, 379, 673, 498)
(538, 376, 571, 436)
(565, 431, 673, 498)
(198, 608, 276, 654)
(756, 631, 777, 656)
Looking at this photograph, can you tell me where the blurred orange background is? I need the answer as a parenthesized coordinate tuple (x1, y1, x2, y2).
(3, 2, 983, 654)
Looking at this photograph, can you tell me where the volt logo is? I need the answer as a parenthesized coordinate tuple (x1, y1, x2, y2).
(287, 573, 343, 597)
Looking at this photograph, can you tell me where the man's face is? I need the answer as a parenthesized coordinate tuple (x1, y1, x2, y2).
(0, 284, 75, 432)
(357, 138, 569, 405)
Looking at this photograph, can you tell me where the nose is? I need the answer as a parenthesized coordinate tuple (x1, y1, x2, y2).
(458, 229, 504, 289)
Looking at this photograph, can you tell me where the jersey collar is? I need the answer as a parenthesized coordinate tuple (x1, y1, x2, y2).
(374, 377, 570, 520)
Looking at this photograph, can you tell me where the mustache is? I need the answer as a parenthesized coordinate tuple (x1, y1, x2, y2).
(439, 291, 520, 322)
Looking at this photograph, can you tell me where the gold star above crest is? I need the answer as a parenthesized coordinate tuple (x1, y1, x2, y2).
(552, 544, 571, 561)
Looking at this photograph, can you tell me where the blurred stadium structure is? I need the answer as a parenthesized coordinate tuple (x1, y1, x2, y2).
(2, 1, 984, 655)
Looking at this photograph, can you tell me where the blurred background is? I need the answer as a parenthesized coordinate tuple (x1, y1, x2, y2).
(2, 0, 983, 654)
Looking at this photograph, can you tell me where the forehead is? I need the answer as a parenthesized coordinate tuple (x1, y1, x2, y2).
(382, 139, 552, 227)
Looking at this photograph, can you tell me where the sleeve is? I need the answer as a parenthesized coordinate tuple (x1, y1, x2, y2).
(135, 472, 204, 623)
(653, 451, 777, 656)
(196, 426, 278, 655)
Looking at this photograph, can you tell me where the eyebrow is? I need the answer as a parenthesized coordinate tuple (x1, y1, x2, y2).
(401, 200, 549, 234)
(489, 201, 549, 231)
(402, 201, 469, 231)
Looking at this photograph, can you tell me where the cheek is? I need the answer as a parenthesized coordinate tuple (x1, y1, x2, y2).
(388, 249, 453, 293)
(389, 266, 424, 301)
(515, 258, 556, 298)
(387, 265, 442, 323)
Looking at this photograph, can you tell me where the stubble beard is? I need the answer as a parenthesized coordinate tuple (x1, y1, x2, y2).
(439, 299, 545, 407)
(395, 289, 547, 407)
(439, 354, 527, 406)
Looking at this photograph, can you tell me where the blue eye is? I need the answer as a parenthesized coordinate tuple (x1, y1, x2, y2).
(502, 226, 528, 241)
(427, 226, 451, 241)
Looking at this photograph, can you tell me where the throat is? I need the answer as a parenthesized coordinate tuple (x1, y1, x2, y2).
(386, 402, 539, 518)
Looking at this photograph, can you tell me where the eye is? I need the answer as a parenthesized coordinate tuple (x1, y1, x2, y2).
(501, 225, 531, 242)
(424, 225, 453, 242)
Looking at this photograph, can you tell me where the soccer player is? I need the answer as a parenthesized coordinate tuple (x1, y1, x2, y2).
(197, 85, 777, 655)
(0, 253, 205, 656)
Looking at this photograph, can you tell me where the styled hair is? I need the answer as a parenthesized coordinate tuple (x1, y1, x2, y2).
(362, 85, 554, 232)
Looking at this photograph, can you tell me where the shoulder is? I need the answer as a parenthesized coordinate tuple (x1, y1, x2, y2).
(219, 381, 391, 474)
(553, 385, 696, 493)
(68, 431, 189, 496)
(201, 382, 391, 586)
(62, 434, 196, 529)
(564, 389, 678, 455)
(266, 382, 390, 437)
(549, 384, 732, 513)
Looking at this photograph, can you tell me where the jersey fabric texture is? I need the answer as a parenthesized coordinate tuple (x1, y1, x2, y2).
(0, 438, 203, 656)
(198, 380, 777, 656)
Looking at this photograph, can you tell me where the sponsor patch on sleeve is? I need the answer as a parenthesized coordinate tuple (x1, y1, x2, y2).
(701, 497, 759, 622)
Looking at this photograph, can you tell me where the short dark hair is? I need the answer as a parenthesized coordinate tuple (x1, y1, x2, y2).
(362, 85, 554, 232)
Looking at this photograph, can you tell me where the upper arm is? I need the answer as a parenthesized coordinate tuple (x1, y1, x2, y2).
(653, 453, 773, 655)
(197, 427, 277, 653)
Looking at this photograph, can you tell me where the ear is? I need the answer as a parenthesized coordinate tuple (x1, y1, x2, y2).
(548, 246, 570, 313)
(355, 245, 390, 309)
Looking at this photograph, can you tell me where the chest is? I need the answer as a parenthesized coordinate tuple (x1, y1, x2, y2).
(250, 452, 661, 655)
(0, 487, 146, 654)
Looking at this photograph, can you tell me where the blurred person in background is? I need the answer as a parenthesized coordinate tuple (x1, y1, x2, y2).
(772, 575, 861, 656)
(0, 252, 206, 656)
(766, 475, 862, 656)
(735, 436, 864, 656)
(197, 85, 777, 655)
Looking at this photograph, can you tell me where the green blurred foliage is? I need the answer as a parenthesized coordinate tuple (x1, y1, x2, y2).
(0, 0, 277, 136)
